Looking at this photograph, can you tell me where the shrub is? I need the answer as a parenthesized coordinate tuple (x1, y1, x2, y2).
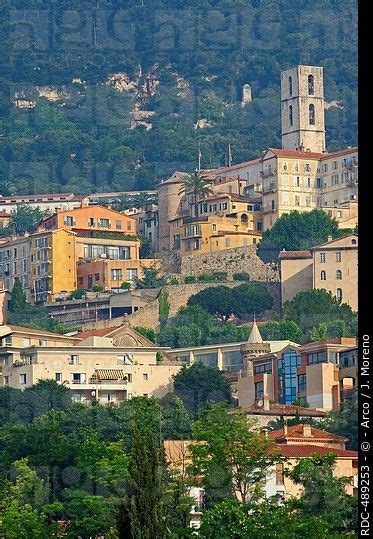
(120, 281, 131, 290)
(169, 277, 179, 285)
(184, 275, 196, 284)
(92, 284, 104, 292)
(233, 272, 250, 281)
(69, 289, 86, 300)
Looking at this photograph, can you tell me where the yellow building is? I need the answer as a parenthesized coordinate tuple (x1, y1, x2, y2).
(30, 229, 77, 302)
(279, 234, 358, 311)
(0, 323, 181, 403)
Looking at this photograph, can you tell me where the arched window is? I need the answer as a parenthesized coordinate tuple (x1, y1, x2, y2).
(320, 270, 326, 281)
(351, 239, 357, 245)
(336, 270, 342, 280)
(289, 105, 293, 126)
(308, 74, 314, 95)
(289, 76, 293, 96)
(309, 104, 315, 125)
(336, 288, 343, 302)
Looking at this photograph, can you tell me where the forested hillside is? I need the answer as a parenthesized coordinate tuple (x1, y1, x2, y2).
(1, 0, 357, 194)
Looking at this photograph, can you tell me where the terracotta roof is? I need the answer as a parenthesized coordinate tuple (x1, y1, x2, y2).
(279, 250, 312, 260)
(319, 147, 358, 160)
(276, 444, 358, 458)
(75, 327, 118, 340)
(209, 157, 262, 174)
(243, 403, 326, 417)
(265, 148, 325, 160)
(268, 424, 347, 443)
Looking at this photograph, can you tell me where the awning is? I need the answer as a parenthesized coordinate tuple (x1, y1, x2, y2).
(93, 369, 125, 381)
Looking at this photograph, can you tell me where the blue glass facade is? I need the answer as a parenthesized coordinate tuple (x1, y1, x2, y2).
(278, 349, 301, 404)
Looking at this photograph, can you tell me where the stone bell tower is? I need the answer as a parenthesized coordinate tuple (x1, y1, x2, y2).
(281, 65, 326, 153)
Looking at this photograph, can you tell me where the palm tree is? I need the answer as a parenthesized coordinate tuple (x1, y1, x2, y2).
(178, 171, 214, 218)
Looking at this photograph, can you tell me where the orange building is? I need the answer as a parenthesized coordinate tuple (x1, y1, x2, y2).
(38, 204, 137, 237)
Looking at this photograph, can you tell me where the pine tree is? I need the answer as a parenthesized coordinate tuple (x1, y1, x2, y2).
(9, 277, 27, 313)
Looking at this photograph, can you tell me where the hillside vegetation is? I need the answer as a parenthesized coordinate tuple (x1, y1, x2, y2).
(2, 0, 357, 194)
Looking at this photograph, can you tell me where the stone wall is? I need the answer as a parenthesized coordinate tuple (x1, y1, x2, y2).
(178, 246, 279, 281)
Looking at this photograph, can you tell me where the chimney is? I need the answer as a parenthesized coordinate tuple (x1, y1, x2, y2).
(263, 394, 270, 411)
(303, 424, 312, 437)
(327, 235, 332, 242)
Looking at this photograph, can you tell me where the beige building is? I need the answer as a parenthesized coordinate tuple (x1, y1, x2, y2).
(0, 236, 31, 301)
(0, 324, 181, 403)
(0, 193, 87, 214)
(279, 234, 358, 310)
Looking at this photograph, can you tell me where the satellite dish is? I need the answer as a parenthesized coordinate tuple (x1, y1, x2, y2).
(257, 400, 263, 407)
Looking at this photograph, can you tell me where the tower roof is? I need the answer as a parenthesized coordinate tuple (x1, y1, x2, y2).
(247, 318, 263, 344)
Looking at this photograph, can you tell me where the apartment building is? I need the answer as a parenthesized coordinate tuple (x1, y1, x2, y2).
(0, 324, 181, 403)
(135, 204, 159, 252)
(279, 234, 358, 311)
(0, 236, 31, 300)
(0, 193, 87, 214)
(237, 337, 357, 411)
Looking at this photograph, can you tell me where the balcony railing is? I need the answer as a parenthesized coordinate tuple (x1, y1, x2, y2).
(260, 169, 277, 178)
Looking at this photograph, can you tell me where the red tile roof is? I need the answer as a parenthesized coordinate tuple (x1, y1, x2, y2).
(278, 250, 312, 260)
(320, 147, 358, 160)
(265, 148, 325, 159)
(268, 424, 347, 443)
(277, 444, 357, 458)
(76, 327, 118, 340)
(209, 157, 262, 174)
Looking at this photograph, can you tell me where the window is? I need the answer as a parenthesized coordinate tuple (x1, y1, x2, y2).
(23, 338, 30, 347)
(323, 163, 328, 172)
(88, 217, 95, 227)
(305, 163, 311, 172)
(19, 373, 27, 385)
(336, 270, 342, 280)
(64, 216, 74, 226)
(38, 339, 47, 347)
(309, 104, 315, 125)
(69, 355, 79, 365)
(336, 288, 343, 301)
(298, 374, 307, 393)
(289, 105, 293, 126)
(306, 196, 311, 207)
(72, 373, 86, 384)
(320, 253, 326, 263)
(78, 277, 84, 286)
(127, 268, 138, 280)
(143, 373, 148, 381)
(307, 177, 311, 188)
(288, 75, 293, 96)
(316, 178, 322, 188)
(257, 221, 263, 231)
(329, 352, 337, 364)
(127, 221, 132, 231)
(320, 270, 326, 280)
(55, 373, 62, 382)
(3, 376, 9, 386)
(115, 219, 122, 230)
(254, 363, 272, 375)
(295, 195, 300, 206)
(296, 176, 300, 187)
(308, 74, 314, 95)
(307, 352, 327, 365)
(351, 239, 357, 245)
(95, 273, 100, 281)
(255, 381, 264, 400)
(99, 218, 110, 228)
(271, 199, 275, 210)
(111, 269, 122, 281)
(332, 160, 338, 170)
(336, 252, 341, 262)
(278, 350, 301, 404)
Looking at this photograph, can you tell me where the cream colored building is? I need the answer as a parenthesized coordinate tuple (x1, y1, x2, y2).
(0, 236, 31, 301)
(279, 234, 358, 310)
(0, 324, 181, 403)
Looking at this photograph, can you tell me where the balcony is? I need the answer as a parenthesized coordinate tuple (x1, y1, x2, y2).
(260, 169, 277, 178)
(262, 205, 277, 214)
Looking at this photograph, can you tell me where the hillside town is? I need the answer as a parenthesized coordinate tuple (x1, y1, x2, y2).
(0, 65, 359, 536)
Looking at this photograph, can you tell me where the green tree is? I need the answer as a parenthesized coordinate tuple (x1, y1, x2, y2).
(158, 289, 170, 329)
(258, 210, 345, 262)
(233, 283, 273, 318)
(139, 234, 153, 258)
(260, 320, 303, 342)
(133, 326, 157, 343)
(321, 390, 358, 450)
(134, 267, 166, 289)
(159, 393, 192, 440)
(187, 286, 236, 321)
(190, 404, 278, 505)
(9, 277, 27, 313)
(283, 289, 356, 337)
(288, 453, 357, 536)
(7, 205, 45, 236)
(173, 364, 232, 417)
(178, 171, 213, 218)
